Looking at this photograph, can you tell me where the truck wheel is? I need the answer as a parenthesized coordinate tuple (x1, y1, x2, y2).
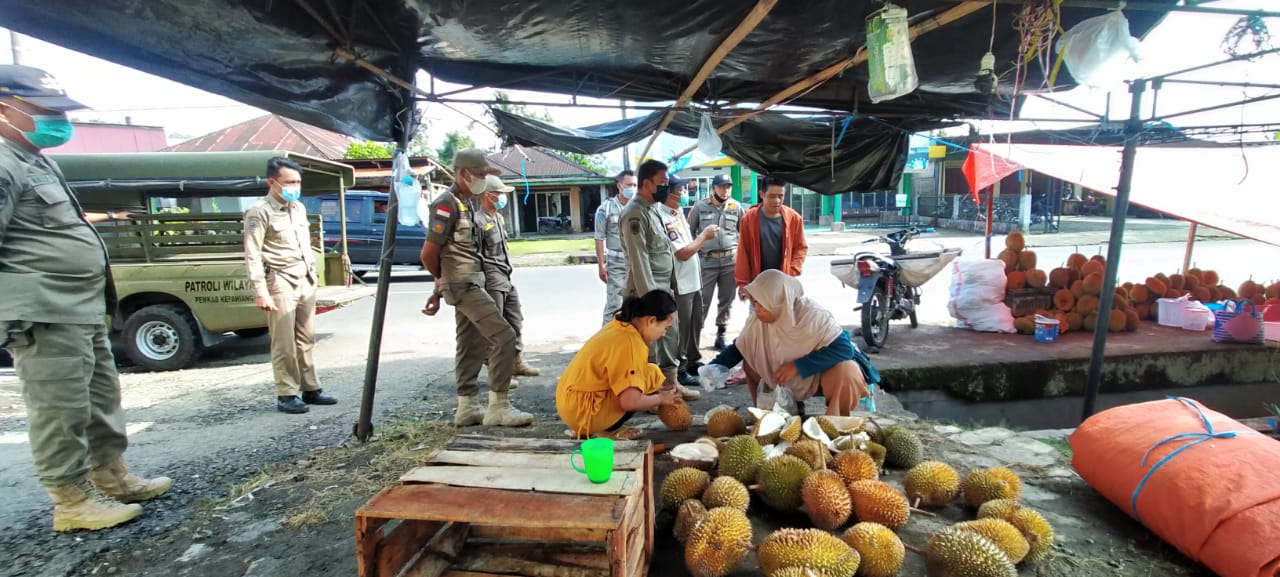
(233, 328, 269, 338)
(122, 304, 203, 371)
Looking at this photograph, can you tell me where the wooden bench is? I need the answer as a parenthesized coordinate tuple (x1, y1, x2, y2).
(354, 435, 654, 577)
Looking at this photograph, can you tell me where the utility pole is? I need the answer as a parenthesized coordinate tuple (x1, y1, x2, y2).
(620, 100, 631, 171)
(8, 30, 23, 65)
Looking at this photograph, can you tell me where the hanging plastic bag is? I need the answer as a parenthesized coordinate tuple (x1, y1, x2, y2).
(698, 363, 731, 393)
(391, 151, 424, 227)
(756, 381, 799, 415)
(865, 4, 918, 103)
(1057, 10, 1143, 88)
(696, 112, 723, 158)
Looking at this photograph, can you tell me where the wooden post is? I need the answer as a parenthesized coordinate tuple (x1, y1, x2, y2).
(1182, 222, 1198, 272)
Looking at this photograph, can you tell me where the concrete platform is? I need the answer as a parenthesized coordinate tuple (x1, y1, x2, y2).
(865, 322, 1278, 428)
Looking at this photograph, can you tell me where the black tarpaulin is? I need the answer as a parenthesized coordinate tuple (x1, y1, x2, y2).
(0, 1, 1176, 141)
(492, 107, 918, 193)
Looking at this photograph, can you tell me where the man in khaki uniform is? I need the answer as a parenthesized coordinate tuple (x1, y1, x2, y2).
(0, 65, 170, 532)
(473, 174, 539, 383)
(619, 159, 699, 401)
(421, 149, 534, 427)
(244, 157, 337, 414)
(594, 170, 634, 325)
(687, 173, 745, 350)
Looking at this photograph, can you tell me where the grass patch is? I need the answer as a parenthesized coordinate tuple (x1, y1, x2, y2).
(507, 237, 594, 256)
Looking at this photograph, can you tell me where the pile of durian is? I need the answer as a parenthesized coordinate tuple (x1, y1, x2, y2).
(661, 407, 1055, 577)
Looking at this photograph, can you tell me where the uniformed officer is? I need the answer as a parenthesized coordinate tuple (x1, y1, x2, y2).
(687, 173, 746, 350)
(0, 65, 171, 532)
(658, 178, 718, 390)
(618, 160, 700, 401)
(244, 157, 337, 414)
(421, 149, 534, 427)
(594, 170, 634, 325)
(473, 174, 539, 381)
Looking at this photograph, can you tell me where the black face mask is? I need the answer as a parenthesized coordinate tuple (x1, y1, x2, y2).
(652, 184, 671, 204)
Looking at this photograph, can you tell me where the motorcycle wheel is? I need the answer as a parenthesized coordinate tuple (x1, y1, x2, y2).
(861, 283, 890, 349)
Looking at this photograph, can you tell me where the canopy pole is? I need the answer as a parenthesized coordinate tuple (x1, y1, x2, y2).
(665, 0, 991, 161)
(985, 189, 993, 258)
(1182, 222, 1198, 273)
(1082, 78, 1146, 422)
(636, 0, 780, 162)
(354, 55, 418, 444)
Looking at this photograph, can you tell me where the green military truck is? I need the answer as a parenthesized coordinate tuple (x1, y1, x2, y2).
(50, 150, 373, 372)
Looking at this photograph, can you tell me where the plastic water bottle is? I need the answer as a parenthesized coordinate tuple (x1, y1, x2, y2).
(859, 382, 878, 413)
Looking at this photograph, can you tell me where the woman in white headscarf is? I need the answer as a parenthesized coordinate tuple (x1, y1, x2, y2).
(735, 269, 871, 415)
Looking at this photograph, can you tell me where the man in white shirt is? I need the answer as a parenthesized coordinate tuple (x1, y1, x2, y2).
(658, 178, 718, 389)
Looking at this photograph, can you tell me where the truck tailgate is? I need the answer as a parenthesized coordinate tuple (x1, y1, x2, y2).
(316, 285, 375, 313)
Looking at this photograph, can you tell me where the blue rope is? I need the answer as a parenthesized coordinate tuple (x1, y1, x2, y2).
(862, 115, 975, 154)
(834, 114, 855, 149)
(519, 156, 529, 205)
(1128, 396, 1241, 524)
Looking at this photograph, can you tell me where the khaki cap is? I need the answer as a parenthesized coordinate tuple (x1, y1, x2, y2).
(452, 148, 501, 175)
(478, 174, 516, 194)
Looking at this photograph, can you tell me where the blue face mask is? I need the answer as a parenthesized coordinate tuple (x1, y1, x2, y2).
(280, 186, 301, 203)
(494, 193, 509, 210)
(22, 115, 74, 149)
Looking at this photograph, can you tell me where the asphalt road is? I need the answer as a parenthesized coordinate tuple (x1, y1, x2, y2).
(0, 234, 1275, 569)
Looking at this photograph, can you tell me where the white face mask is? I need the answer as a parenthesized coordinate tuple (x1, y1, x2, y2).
(463, 171, 487, 193)
(620, 187, 637, 200)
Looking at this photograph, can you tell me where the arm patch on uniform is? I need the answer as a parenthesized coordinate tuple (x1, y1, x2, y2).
(627, 218, 642, 235)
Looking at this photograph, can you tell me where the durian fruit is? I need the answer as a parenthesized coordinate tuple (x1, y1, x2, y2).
(903, 461, 960, 508)
(718, 435, 765, 484)
(841, 522, 905, 577)
(864, 442, 887, 469)
(1025, 269, 1047, 288)
(1017, 250, 1037, 271)
(684, 507, 754, 577)
(924, 526, 1017, 577)
(1013, 316, 1035, 335)
(1082, 272, 1104, 296)
(801, 470, 853, 530)
(1066, 312, 1084, 331)
(1082, 260, 1105, 279)
(997, 249, 1018, 273)
(786, 439, 830, 470)
(702, 475, 750, 512)
(1006, 271, 1027, 290)
(1065, 253, 1088, 271)
(954, 519, 1030, 564)
(769, 568, 825, 577)
(882, 427, 923, 469)
(962, 467, 1023, 508)
(669, 439, 719, 470)
(1108, 309, 1126, 332)
(673, 499, 707, 544)
(660, 467, 710, 511)
(815, 416, 842, 438)
(847, 479, 910, 530)
(758, 528, 862, 577)
(975, 498, 1020, 521)
(753, 455, 813, 511)
(1048, 267, 1071, 289)
(1004, 231, 1025, 252)
(659, 398, 693, 431)
(780, 415, 804, 443)
(705, 405, 747, 437)
(754, 411, 788, 445)
(834, 449, 879, 484)
(1006, 507, 1055, 564)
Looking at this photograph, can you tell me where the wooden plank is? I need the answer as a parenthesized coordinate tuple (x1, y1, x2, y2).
(403, 522, 470, 577)
(625, 524, 646, 577)
(425, 449, 646, 471)
(608, 527, 625, 577)
(641, 448, 654, 558)
(468, 524, 608, 543)
(375, 520, 446, 577)
(442, 572, 511, 577)
(451, 544, 610, 577)
(357, 484, 625, 530)
(444, 435, 651, 456)
(399, 466, 635, 496)
(355, 516, 390, 577)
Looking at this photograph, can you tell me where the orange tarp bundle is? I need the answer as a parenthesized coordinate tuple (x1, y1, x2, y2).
(1069, 397, 1280, 577)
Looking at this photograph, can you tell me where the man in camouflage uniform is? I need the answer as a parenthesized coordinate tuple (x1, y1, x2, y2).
(0, 65, 170, 532)
(420, 149, 534, 427)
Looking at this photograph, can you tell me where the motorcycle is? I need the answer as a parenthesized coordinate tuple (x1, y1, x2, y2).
(830, 227, 962, 349)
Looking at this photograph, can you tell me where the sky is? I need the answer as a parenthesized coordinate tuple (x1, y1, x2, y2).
(1, 0, 1276, 173)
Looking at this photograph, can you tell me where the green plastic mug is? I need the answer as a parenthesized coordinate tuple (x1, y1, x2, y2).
(571, 438, 614, 484)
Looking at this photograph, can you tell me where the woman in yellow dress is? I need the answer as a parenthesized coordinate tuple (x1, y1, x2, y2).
(556, 290, 682, 440)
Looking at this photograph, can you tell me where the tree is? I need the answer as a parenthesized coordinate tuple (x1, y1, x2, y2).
(345, 140, 396, 159)
(436, 131, 476, 167)
(491, 91, 609, 175)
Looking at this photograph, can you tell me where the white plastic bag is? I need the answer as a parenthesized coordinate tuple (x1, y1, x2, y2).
(1057, 11, 1143, 88)
(698, 363, 730, 393)
(947, 259, 1016, 333)
(756, 381, 798, 415)
(696, 112, 723, 158)
(865, 5, 918, 103)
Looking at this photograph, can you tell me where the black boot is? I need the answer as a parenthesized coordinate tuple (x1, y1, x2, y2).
(302, 389, 338, 405)
(713, 326, 727, 351)
(277, 396, 310, 414)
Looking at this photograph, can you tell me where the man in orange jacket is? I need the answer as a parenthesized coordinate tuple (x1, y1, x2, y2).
(734, 177, 807, 299)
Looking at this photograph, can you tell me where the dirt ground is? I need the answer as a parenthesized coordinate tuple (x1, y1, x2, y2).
(0, 346, 1224, 577)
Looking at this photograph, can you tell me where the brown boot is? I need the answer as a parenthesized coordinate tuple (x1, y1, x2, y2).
(47, 479, 142, 532)
(482, 391, 535, 427)
(513, 355, 541, 377)
(88, 458, 172, 504)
